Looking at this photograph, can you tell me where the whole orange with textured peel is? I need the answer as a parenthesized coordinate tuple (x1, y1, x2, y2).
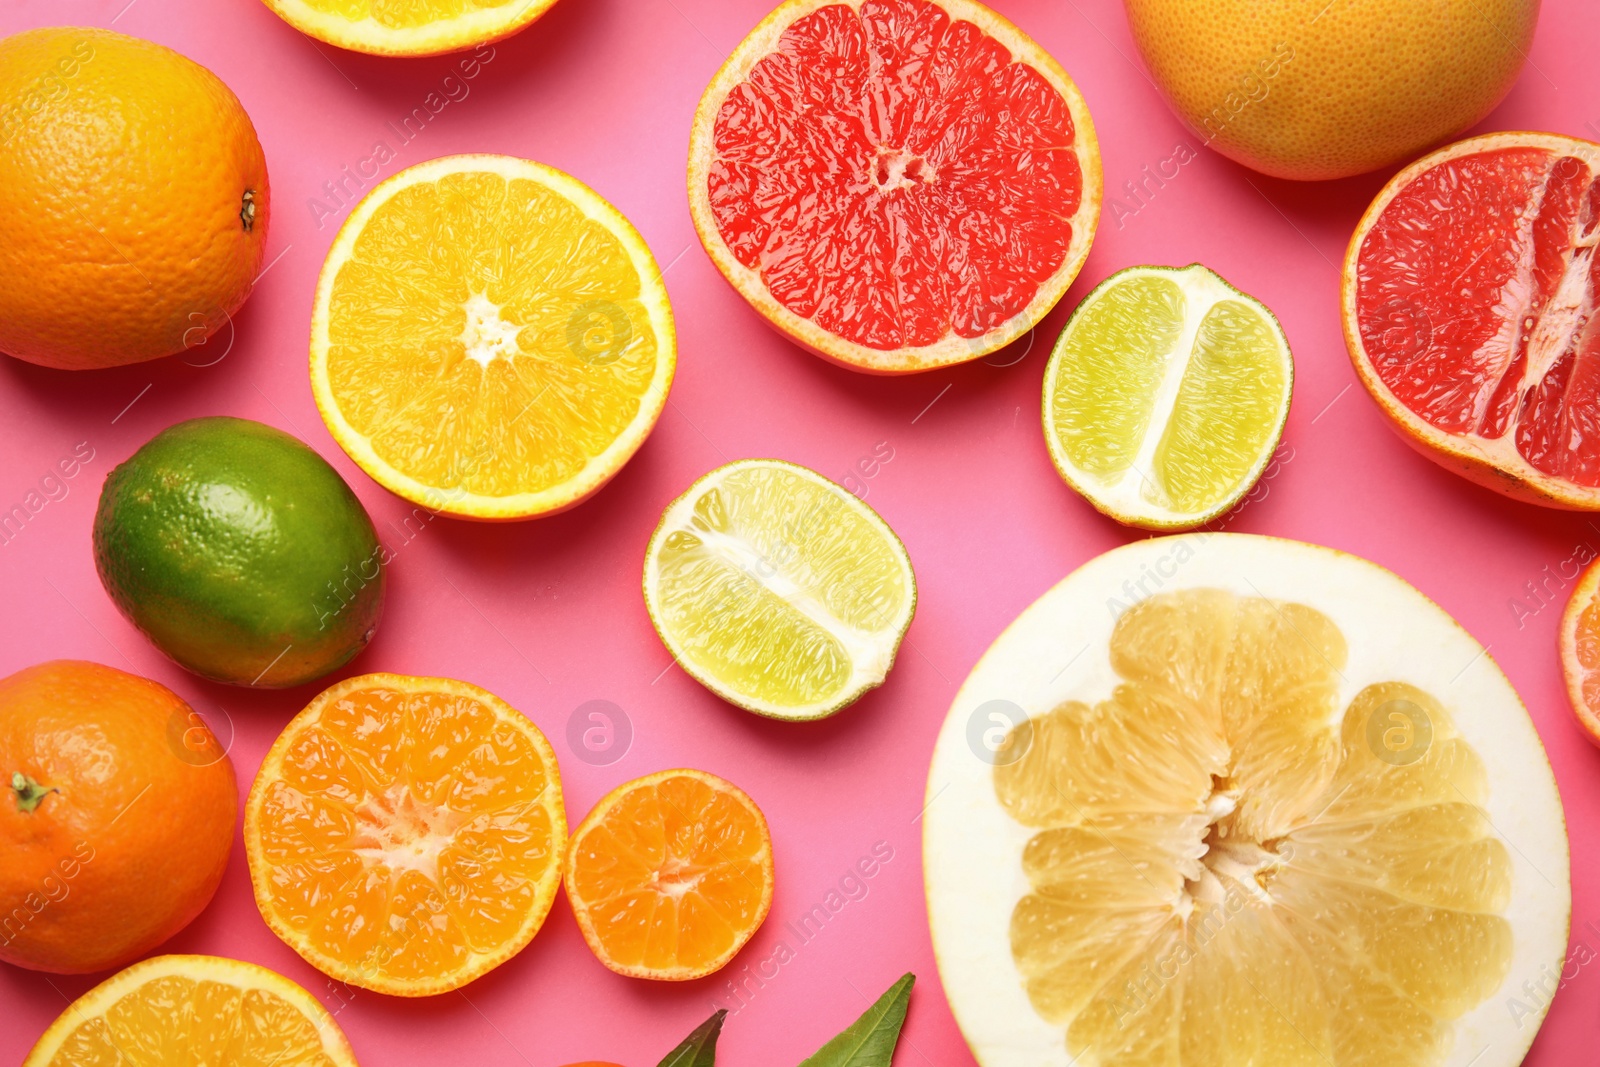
(1125, 0, 1538, 180)
(566, 769, 774, 981)
(0, 660, 236, 974)
(0, 27, 269, 369)
(243, 673, 565, 996)
(23, 954, 360, 1067)
(688, 0, 1101, 373)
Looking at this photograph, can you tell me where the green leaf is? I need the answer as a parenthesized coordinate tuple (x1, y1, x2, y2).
(799, 973, 916, 1067)
(657, 1009, 726, 1067)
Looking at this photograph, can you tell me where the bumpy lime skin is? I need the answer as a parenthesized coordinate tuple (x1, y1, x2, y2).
(92, 417, 386, 688)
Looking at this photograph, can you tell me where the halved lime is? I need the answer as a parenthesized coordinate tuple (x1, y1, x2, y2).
(1042, 264, 1293, 529)
(643, 459, 916, 721)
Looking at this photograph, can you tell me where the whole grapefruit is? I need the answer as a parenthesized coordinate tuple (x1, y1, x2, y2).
(0, 661, 237, 974)
(0, 27, 269, 370)
(1123, 0, 1540, 181)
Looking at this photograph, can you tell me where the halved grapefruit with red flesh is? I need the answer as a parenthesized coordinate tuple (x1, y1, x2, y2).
(1343, 131, 1600, 508)
(688, 0, 1102, 374)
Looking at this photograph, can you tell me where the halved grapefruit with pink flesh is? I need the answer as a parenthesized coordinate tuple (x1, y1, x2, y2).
(688, 0, 1102, 374)
(1343, 131, 1600, 508)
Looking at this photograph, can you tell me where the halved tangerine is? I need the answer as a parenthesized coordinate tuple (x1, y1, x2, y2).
(243, 673, 566, 996)
(565, 769, 774, 981)
(688, 0, 1102, 373)
(1343, 131, 1600, 508)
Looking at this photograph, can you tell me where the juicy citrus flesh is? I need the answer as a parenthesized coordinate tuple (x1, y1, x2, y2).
(1045, 266, 1291, 527)
(24, 955, 358, 1067)
(645, 460, 916, 718)
(566, 770, 774, 980)
(698, 0, 1095, 362)
(1560, 559, 1600, 743)
(995, 589, 1511, 1065)
(262, 0, 558, 56)
(313, 156, 673, 519)
(1353, 138, 1600, 492)
(245, 675, 565, 995)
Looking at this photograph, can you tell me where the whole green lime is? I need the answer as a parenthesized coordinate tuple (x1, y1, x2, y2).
(93, 417, 386, 688)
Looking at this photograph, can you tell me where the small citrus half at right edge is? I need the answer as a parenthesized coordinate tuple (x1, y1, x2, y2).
(925, 534, 1569, 1067)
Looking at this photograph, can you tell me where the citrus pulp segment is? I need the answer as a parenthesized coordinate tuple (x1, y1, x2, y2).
(260, 0, 558, 57)
(565, 769, 775, 981)
(643, 459, 917, 720)
(925, 534, 1569, 1067)
(310, 154, 675, 520)
(688, 0, 1102, 373)
(1042, 265, 1293, 530)
(243, 673, 566, 996)
(1559, 556, 1600, 746)
(1343, 131, 1600, 509)
(23, 954, 359, 1067)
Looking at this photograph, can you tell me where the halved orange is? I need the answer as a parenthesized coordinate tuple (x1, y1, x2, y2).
(243, 673, 566, 996)
(565, 769, 774, 981)
(1343, 131, 1600, 509)
(260, 0, 558, 57)
(1561, 557, 1600, 746)
(311, 154, 675, 520)
(24, 954, 360, 1067)
(688, 0, 1101, 373)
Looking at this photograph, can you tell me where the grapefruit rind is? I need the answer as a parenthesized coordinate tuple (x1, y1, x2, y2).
(563, 768, 776, 982)
(642, 459, 917, 721)
(259, 0, 558, 57)
(243, 672, 567, 997)
(687, 0, 1103, 374)
(1341, 130, 1600, 510)
(309, 154, 676, 521)
(1041, 264, 1294, 531)
(924, 533, 1569, 1067)
(22, 954, 360, 1067)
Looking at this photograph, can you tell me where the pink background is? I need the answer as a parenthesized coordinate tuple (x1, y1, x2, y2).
(2, 0, 1599, 1063)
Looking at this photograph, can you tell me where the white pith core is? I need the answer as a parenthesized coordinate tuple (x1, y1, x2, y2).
(349, 783, 467, 883)
(460, 293, 523, 369)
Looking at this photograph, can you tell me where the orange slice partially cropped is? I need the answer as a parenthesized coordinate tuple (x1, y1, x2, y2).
(565, 769, 774, 981)
(1560, 557, 1600, 746)
(243, 673, 566, 996)
(24, 954, 360, 1067)
(260, 0, 558, 57)
(688, 0, 1101, 373)
(311, 154, 675, 520)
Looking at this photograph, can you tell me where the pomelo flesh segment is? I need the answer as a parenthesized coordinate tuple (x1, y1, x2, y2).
(995, 589, 1514, 1066)
(1355, 146, 1600, 485)
(706, 0, 1083, 350)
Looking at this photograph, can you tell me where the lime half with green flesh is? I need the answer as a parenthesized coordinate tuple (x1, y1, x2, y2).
(1042, 264, 1293, 530)
(93, 417, 385, 688)
(643, 459, 916, 721)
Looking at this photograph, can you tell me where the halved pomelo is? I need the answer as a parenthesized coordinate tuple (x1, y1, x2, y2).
(925, 534, 1569, 1067)
(1343, 131, 1600, 509)
(688, 0, 1102, 374)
